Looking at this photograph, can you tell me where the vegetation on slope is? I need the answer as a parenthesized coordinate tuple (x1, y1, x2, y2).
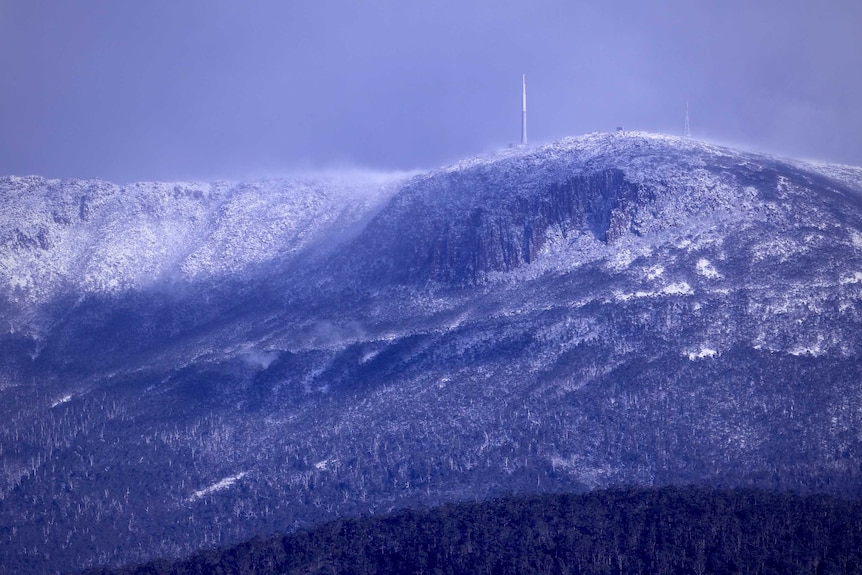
(85, 486, 862, 575)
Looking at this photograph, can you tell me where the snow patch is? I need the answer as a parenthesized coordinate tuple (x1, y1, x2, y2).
(789, 344, 824, 357)
(662, 282, 694, 296)
(51, 394, 73, 408)
(189, 472, 247, 502)
(696, 258, 721, 279)
(608, 248, 637, 270)
(686, 347, 718, 361)
(360, 349, 381, 364)
(646, 265, 664, 280)
(840, 272, 862, 285)
(612, 281, 693, 302)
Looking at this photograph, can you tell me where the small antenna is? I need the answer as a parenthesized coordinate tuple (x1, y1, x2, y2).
(521, 74, 527, 146)
(684, 102, 691, 138)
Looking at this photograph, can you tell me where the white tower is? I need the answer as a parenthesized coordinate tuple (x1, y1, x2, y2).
(684, 102, 691, 138)
(521, 74, 527, 146)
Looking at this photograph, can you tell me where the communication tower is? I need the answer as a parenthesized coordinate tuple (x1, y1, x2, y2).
(521, 75, 527, 146)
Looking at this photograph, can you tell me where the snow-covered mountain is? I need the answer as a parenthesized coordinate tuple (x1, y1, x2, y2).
(1, 132, 861, 573)
(1, 172, 403, 323)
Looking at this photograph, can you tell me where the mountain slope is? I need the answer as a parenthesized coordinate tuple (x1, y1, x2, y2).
(1, 132, 861, 573)
(86, 487, 862, 575)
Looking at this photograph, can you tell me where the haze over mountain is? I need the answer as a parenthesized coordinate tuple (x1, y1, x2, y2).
(1, 132, 861, 573)
(3, 1, 862, 182)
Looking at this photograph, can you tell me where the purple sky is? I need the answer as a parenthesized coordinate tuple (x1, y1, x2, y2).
(2, 0, 861, 182)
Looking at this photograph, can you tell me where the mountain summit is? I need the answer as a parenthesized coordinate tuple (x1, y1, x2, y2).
(2, 132, 861, 573)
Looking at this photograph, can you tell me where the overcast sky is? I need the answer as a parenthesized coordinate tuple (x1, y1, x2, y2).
(1, 0, 860, 182)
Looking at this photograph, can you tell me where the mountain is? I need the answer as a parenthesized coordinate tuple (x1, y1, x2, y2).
(1, 132, 861, 573)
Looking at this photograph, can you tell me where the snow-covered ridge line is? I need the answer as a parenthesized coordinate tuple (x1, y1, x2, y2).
(0, 171, 407, 306)
(434, 131, 862, 198)
(3, 131, 861, 313)
(438, 131, 748, 175)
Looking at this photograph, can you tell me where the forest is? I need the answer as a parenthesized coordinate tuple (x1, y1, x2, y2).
(82, 486, 862, 575)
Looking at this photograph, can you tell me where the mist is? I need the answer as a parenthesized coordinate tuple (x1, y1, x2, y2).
(1, 0, 860, 182)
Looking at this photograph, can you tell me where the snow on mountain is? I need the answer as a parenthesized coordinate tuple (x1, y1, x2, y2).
(0, 171, 404, 307)
(2, 132, 862, 574)
(352, 132, 860, 285)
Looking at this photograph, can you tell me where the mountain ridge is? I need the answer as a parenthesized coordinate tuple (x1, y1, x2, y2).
(1, 132, 861, 573)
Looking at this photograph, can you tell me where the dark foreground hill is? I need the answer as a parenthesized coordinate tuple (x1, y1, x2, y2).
(1, 132, 862, 572)
(85, 487, 862, 575)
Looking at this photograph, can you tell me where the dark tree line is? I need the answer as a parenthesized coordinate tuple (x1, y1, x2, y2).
(82, 486, 862, 575)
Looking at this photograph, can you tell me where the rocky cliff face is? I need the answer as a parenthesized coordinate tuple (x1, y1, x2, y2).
(360, 168, 646, 285)
(348, 132, 862, 290)
(1, 132, 861, 574)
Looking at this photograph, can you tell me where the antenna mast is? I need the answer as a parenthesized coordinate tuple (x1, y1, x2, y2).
(684, 102, 691, 138)
(521, 74, 527, 146)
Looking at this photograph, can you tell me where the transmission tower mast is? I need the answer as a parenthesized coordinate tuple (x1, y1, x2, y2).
(521, 74, 527, 146)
